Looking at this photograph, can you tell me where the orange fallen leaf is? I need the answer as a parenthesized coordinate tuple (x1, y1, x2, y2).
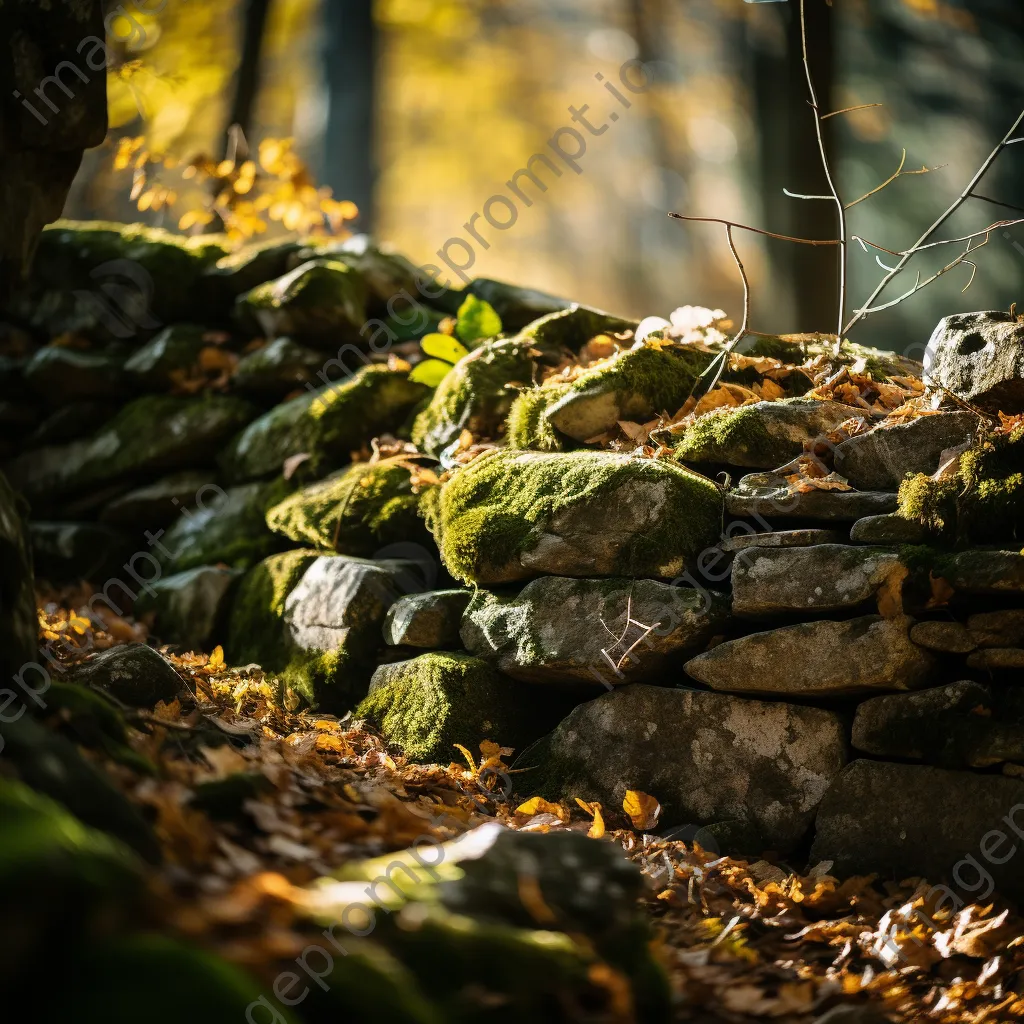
(515, 796, 569, 822)
(927, 573, 955, 609)
(623, 789, 661, 830)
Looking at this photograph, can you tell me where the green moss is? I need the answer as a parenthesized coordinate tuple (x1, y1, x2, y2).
(235, 258, 368, 344)
(516, 304, 637, 355)
(266, 460, 429, 554)
(220, 365, 429, 482)
(675, 403, 781, 466)
(411, 337, 536, 455)
(357, 653, 525, 762)
(227, 549, 319, 668)
(739, 334, 921, 381)
(897, 425, 1024, 543)
(431, 449, 722, 584)
(504, 382, 572, 451)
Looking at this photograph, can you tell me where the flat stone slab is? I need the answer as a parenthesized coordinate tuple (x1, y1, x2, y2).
(69, 643, 182, 709)
(834, 411, 977, 491)
(909, 620, 977, 653)
(850, 513, 928, 545)
(942, 550, 1024, 595)
(967, 648, 1024, 671)
(685, 615, 937, 697)
(731, 544, 901, 617)
(968, 610, 1024, 648)
(811, 760, 1024, 903)
(720, 528, 845, 553)
(726, 473, 898, 522)
(528, 684, 847, 855)
(461, 576, 729, 686)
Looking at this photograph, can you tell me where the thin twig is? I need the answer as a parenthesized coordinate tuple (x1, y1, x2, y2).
(821, 102, 883, 120)
(845, 107, 1024, 335)
(891, 217, 1024, 255)
(969, 192, 1024, 214)
(843, 150, 936, 210)
(800, 0, 847, 337)
(668, 213, 840, 246)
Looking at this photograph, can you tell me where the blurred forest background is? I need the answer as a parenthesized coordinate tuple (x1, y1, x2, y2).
(68, 0, 1024, 354)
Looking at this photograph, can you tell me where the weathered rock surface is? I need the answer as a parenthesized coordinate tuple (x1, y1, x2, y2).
(526, 684, 847, 854)
(685, 615, 936, 697)
(27, 402, 117, 449)
(966, 648, 1024, 671)
(24, 347, 127, 404)
(924, 311, 1024, 413)
(811, 760, 1024, 903)
(466, 278, 572, 331)
(134, 566, 242, 651)
(29, 521, 138, 584)
(411, 337, 535, 457)
(6, 395, 256, 503)
(731, 544, 902, 617)
(850, 513, 928, 545)
(835, 412, 978, 491)
(69, 644, 182, 709)
(676, 399, 864, 469)
(461, 576, 728, 685)
(383, 590, 471, 648)
(909, 620, 977, 653)
(231, 336, 326, 398)
(235, 258, 368, 347)
(726, 473, 897, 521)
(265, 460, 427, 556)
(942, 550, 1024, 595)
(721, 528, 845, 552)
(157, 479, 290, 573)
(122, 324, 208, 390)
(359, 653, 530, 762)
(220, 365, 427, 482)
(98, 471, 218, 529)
(545, 345, 709, 442)
(968, 609, 1024, 648)
(0, 471, 37, 687)
(429, 449, 723, 584)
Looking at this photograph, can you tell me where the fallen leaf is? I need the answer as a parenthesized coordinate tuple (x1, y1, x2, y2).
(623, 789, 661, 830)
(876, 564, 909, 618)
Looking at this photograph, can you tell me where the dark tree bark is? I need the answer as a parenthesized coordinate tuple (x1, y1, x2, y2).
(223, 0, 273, 155)
(319, 0, 377, 233)
(749, 0, 840, 334)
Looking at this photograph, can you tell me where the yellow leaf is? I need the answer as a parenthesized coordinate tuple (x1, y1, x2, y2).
(408, 358, 453, 388)
(421, 333, 469, 365)
(515, 796, 569, 821)
(208, 645, 224, 669)
(452, 742, 477, 772)
(876, 563, 909, 619)
(622, 789, 661, 830)
(479, 739, 501, 759)
(588, 805, 606, 839)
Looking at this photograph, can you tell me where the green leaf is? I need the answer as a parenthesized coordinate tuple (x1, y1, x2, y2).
(455, 295, 502, 345)
(420, 333, 470, 365)
(409, 358, 454, 388)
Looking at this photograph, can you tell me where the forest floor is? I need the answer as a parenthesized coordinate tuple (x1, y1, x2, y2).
(37, 590, 1024, 1024)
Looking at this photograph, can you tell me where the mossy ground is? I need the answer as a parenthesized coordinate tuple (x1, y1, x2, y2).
(427, 449, 723, 584)
(411, 338, 536, 455)
(504, 382, 572, 451)
(356, 653, 525, 762)
(266, 459, 429, 555)
(674, 402, 783, 466)
(897, 424, 1023, 543)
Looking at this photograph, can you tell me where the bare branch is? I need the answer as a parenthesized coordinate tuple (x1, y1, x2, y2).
(968, 192, 1024, 215)
(784, 188, 833, 201)
(895, 217, 1024, 255)
(821, 102, 884, 121)
(844, 107, 1024, 334)
(668, 213, 841, 246)
(852, 235, 904, 258)
(845, 151, 940, 211)
(800, 0, 847, 337)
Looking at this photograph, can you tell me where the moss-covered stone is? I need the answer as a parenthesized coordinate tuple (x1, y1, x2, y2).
(134, 566, 242, 651)
(6, 394, 257, 503)
(200, 237, 307, 312)
(546, 342, 712, 441)
(235, 258, 368, 348)
(24, 346, 127, 404)
(231, 335, 326, 398)
(358, 653, 527, 762)
(383, 589, 472, 648)
(68, 643, 183, 709)
(742, 333, 923, 380)
(466, 278, 572, 332)
(220, 365, 429, 482)
(897, 423, 1024, 543)
(123, 323, 208, 390)
(428, 449, 723, 584)
(17, 219, 228, 335)
(98, 470, 218, 529)
(516, 304, 638, 356)
(266, 459, 430, 555)
(411, 337, 535, 456)
(158, 477, 291, 572)
(674, 397, 862, 469)
(504, 381, 572, 451)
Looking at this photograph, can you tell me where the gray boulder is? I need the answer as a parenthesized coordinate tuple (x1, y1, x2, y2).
(909, 620, 976, 653)
(98, 471, 218, 530)
(68, 643, 182, 709)
(383, 590, 471, 648)
(721, 528, 845, 552)
(966, 648, 1024, 671)
(24, 347, 126, 404)
(834, 411, 978, 491)
(811, 760, 1024, 903)
(924, 311, 1024, 413)
(461, 576, 728, 685)
(968, 609, 1024, 648)
(726, 472, 897, 522)
(732, 544, 901, 617)
(850, 513, 927, 544)
(526, 684, 847, 854)
(685, 615, 937, 697)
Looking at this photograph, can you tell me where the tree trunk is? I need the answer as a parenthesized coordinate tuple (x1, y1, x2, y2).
(223, 0, 273, 155)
